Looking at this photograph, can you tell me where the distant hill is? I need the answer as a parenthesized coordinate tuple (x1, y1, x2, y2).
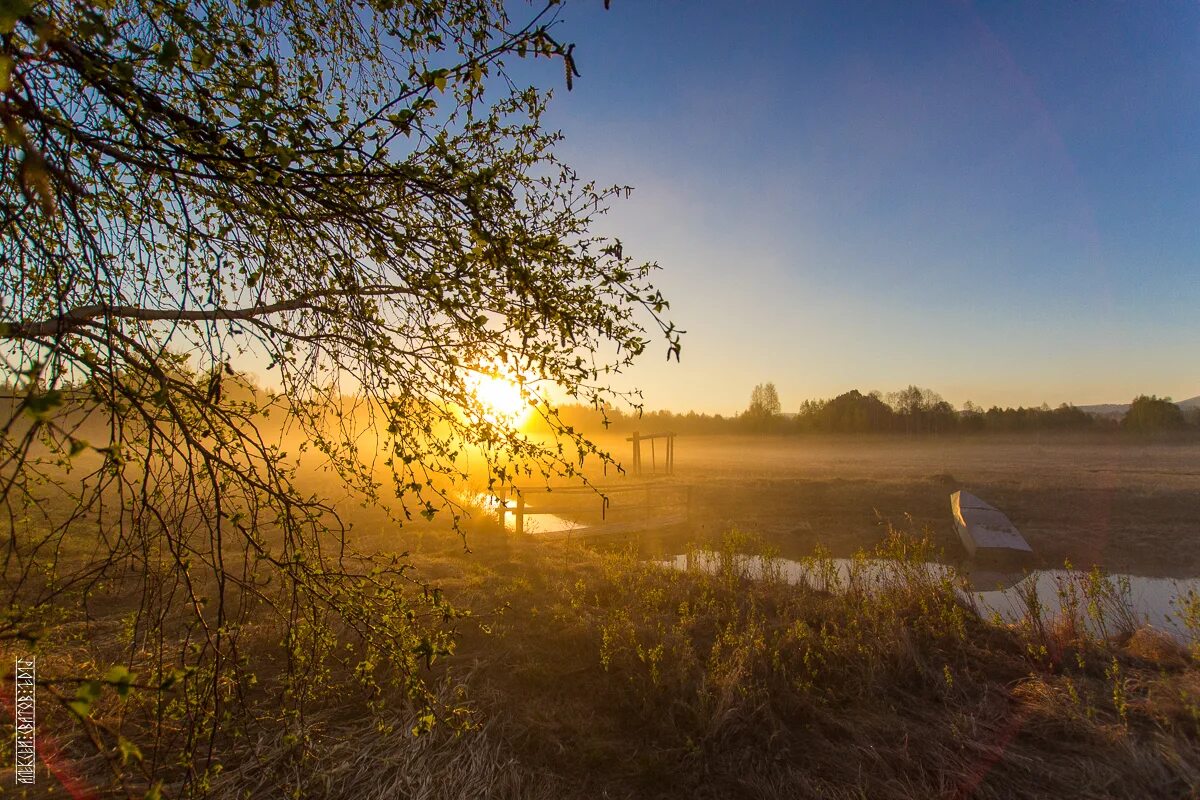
(1078, 395, 1200, 417)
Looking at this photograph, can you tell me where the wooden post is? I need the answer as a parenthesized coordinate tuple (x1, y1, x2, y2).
(627, 431, 676, 478)
(515, 493, 525, 536)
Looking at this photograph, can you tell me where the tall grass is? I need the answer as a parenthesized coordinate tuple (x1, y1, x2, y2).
(7, 524, 1199, 798)
(508, 527, 1200, 798)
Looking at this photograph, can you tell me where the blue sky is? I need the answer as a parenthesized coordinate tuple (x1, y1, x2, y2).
(518, 1, 1200, 414)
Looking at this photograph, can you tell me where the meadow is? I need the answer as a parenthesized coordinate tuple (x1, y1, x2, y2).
(256, 434, 1200, 798)
(308, 510, 1200, 799)
(589, 434, 1200, 578)
(8, 433, 1200, 799)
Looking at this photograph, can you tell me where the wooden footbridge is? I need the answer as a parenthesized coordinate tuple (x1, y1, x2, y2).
(496, 478, 690, 539)
(490, 431, 687, 539)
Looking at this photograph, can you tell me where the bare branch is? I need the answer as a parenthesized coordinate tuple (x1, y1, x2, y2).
(2, 286, 416, 339)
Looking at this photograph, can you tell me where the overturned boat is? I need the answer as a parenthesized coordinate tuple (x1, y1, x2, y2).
(950, 490, 1032, 560)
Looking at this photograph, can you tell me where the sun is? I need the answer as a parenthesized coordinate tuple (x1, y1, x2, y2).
(467, 370, 531, 427)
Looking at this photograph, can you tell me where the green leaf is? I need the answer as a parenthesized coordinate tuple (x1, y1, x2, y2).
(25, 389, 63, 420)
(76, 679, 102, 704)
(388, 109, 415, 134)
(117, 737, 143, 765)
(158, 667, 191, 691)
(67, 680, 102, 718)
(157, 39, 181, 69)
(191, 44, 215, 71)
(66, 699, 92, 718)
(0, 0, 31, 35)
(411, 712, 436, 736)
(104, 665, 135, 698)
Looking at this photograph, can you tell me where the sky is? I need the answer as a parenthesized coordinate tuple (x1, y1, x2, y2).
(512, 1, 1200, 415)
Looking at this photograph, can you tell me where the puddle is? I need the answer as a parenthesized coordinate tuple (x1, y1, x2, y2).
(469, 487, 1200, 639)
(662, 552, 1200, 641)
(969, 568, 1198, 636)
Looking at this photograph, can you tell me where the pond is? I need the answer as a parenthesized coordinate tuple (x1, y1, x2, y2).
(661, 551, 1200, 642)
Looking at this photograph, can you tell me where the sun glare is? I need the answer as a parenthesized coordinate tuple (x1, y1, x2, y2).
(467, 371, 531, 426)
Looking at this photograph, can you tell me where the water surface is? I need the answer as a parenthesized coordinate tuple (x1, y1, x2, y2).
(663, 552, 1200, 641)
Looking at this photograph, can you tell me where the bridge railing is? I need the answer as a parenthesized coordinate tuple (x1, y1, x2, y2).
(497, 478, 690, 538)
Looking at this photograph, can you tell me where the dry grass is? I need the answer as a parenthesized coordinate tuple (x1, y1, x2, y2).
(585, 435, 1200, 577)
(9, 524, 1200, 799)
(379, 528, 1200, 799)
(210, 701, 562, 800)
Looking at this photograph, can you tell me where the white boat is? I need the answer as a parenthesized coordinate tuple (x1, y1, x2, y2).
(950, 490, 1032, 559)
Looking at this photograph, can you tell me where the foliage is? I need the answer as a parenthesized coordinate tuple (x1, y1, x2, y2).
(882, 384, 955, 433)
(1122, 395, 1187, 431)
(799, 388, 894, 432)
(536, 387, 1198, 437)
(0, 0, 678, 792)
(743, 381, 782, 430)
(971, 401, 1096, 432)
(749, 382, 782, 415)
(499, 531, 1200, 798)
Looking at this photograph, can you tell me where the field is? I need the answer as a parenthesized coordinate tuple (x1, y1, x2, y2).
(577, 434, 1200, 578)
(9, 433, 1200, 799)
(351, 434, 1199, 799)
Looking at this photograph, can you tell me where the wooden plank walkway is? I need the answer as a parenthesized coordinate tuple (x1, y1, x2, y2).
(497, 479, 691, 538)
(524, 511, 689, 541)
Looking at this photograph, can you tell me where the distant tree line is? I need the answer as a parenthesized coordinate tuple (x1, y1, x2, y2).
(787, 384, 1110, 435)
(541, 386, 1200, 437)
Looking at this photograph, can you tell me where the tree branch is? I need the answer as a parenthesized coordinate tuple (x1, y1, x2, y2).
(2, 286, 414, 339)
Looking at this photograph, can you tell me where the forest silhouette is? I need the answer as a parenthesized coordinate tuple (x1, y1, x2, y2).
(534, 385, 1200, 436)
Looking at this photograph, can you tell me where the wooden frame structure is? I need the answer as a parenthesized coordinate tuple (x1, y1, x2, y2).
(627, 431, 676, 476)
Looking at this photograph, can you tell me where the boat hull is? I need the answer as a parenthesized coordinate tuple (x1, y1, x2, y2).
(951, 490, 1033, 560)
